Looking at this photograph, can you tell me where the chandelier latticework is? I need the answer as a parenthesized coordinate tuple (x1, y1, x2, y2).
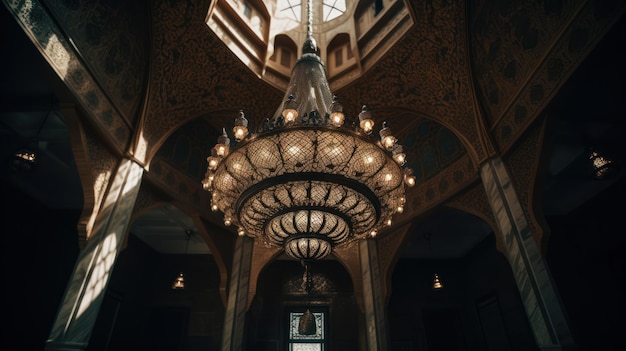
(202, 35, 415, 261)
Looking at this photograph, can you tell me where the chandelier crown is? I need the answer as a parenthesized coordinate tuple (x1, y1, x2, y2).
(202, 27, 415, 261)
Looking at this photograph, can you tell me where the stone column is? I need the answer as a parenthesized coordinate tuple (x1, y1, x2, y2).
(480, 157, 575, 350)
(221, 236, 254, 351)
(45, 159, 144, 350)
(359, 238, 389, 351)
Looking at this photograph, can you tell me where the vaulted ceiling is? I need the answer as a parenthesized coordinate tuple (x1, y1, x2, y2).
(1, 1, 624, 265)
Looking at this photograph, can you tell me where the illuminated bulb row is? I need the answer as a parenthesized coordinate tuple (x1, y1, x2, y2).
(396, 195, 406, 214)
(202, 96, 417, 237)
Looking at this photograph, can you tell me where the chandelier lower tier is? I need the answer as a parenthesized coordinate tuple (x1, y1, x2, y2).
(202, 36, 415, 261)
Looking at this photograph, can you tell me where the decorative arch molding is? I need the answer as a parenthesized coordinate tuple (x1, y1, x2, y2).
(63, 104, 96, 247)
(378, 222, 412, 306)
(4, 0, 134, 156)
(247, 245, 288, 310)
(127, 200, 231, 306)
(332, 244, 364, 312)
(63, 104, 121, 246)
(444, 186, 503, 254)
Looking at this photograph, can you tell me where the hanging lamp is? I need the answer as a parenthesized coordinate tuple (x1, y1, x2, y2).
(432, 273, 443, 291)
(172, 230, 191, 290)
(298, 261, 317, 335)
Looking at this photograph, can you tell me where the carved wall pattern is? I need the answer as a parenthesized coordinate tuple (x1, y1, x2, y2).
(376, 225, 408, 279)
(144, 0, 282, 161)
(376, 223, 411, 302)
(332, 245, 364, 311)
(405, 154, 478, 217)
(503, 117, 547, 245)
(5, 0, 132, 152)
(84, 121, 118, 216)
(44, 0, 147, 125)
(358, 9, 413, 72)
(336, 0, 488, 163)
(131, 181, 172, 220)
(491, 1, 626, 152)
(470, 0, 580, 125)
(147, 155, 212, 217)
(157, 116, 218, 182)
(248, 244, 282, 309)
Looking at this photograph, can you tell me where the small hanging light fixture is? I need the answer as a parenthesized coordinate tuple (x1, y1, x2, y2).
(172, 229, 191, 290)
(298, 261, 317, 335)
(432, 273, 444, 291)
(589, 147, 618, 180)
(424, 232, 444, 291)
(172, 272, 185, 290)
(12, 101, 54, 172)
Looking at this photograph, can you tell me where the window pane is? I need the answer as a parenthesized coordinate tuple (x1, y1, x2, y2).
(323, 0, 346, 22)
(289, 312, 324, 340)
(290, 343, 322, 351)
(277, 0, 302, 21)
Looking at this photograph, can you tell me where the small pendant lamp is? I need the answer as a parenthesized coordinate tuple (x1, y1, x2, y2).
(432, 273, 444, 291)
(172, 230, 191, 290)
(298, 261, 317, 335)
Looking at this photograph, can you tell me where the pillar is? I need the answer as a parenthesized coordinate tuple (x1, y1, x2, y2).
(359, 238, 389, 351)
(221, 235, 254, 351)
(480, 157, 575, 350)
(45, 159, 144, 350)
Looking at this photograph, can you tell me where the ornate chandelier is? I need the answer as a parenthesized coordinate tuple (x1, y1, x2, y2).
(201, 14, 414, 261)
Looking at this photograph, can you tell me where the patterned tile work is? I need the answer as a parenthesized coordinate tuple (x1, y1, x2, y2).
(45, 0, 148, 125)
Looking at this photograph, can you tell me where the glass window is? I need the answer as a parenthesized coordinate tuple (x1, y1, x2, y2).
(373, 0, 384, 16)
(288, 310, 326, 350)
(323, 0, 346, 22)
(278, 0, 302, 22)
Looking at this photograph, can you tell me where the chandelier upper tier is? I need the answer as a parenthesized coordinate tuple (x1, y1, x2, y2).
(202, 33, 415, 261)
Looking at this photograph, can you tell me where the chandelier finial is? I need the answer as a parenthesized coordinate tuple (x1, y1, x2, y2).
(302, 0, 317, 54)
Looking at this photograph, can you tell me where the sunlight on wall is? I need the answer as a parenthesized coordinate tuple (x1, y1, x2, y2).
(44, 34, 71, 80)
(14, 0, 71, 80)
(133, 131, 149, 167)
(86, 170, 112, 239)
(75, 232, 118, 319)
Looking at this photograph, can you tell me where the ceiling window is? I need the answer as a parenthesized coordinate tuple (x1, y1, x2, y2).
(323, 0, 346, 22)
(278, 0, 302, 21)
